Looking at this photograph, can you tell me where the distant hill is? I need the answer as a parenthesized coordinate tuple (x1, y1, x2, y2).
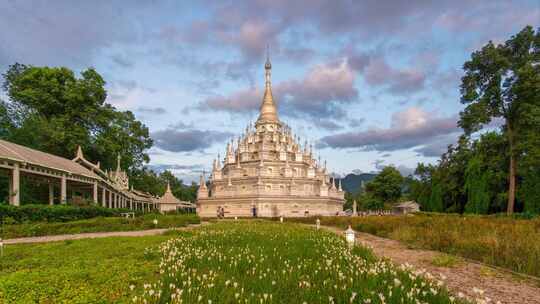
(338, 173, 376, 194)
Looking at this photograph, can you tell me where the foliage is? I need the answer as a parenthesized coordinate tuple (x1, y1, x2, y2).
(364, 166, 404, 203)
(428, 182, 444, 212)
(130, 168, 198, 202)
(458, 26, 540, 213)
(358, 192, 384, 210)
(133, 221, 459, 304)
(1, 64, 152, 172)
(521, 171, 540, 214)
(408, 26, 540, 216)
(464, 156, 490, 214)
(289, 214, 540, 277)
(0, 204, 134, 223)
(1, 213, 200, 239)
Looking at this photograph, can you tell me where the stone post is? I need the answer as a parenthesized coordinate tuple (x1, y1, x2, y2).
(10, 163, 20, 206)
(48, 183, 54, 205)
(60, 174, 67, 204)
(101, 188, 106, 207)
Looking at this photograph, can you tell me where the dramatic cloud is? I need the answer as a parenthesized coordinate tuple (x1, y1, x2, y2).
(0, 1, 148, 68)
(152, 128, 233, 152)
(197, 59, 358, 124)
(319, 107, 461, 153)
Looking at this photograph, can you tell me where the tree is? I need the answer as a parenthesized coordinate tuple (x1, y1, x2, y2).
(464, 156, 490, 214)
(459, 26, 540, 214)
(428, 182, 444, 212)
(364, 166, 404, 203)
(129, 169, 199, 203)
(409, 163, 434, 210)
(1, 64, 152, 171)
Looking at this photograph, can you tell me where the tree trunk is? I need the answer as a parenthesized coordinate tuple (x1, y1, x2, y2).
(507, 127, 516, 215)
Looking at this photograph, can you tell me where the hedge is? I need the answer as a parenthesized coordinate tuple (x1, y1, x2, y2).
(0, 204, 141, 223)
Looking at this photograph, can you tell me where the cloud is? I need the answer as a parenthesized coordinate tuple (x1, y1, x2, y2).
(319, 107, 461, 153)
(152, 128, 233, 152)
(197, 59, 358, 122)
(414, 139, 453, 157)
(147, 163, 206, 184)
(111, 54, 134, 68)
(0, 1, 147, 69)
(362, 56, 426, 95)
(314, 119, 344, 131)
(136, 107, 167, 115)
(348, 118, 365, 128)
(148, 163, 204, 172)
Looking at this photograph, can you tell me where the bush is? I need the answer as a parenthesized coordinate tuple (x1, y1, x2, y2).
(2, 214, 201, 238)
(0, 204, 140, 223)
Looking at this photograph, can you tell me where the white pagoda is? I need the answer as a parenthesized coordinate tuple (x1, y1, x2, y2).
(196, 54, 344, 217)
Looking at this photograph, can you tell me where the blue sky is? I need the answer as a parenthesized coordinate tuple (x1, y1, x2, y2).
(1, 1, 538, 183)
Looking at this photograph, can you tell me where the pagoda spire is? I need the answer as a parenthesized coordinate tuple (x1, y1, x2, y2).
(199, 171, 207, 189)
(257, 45, 279, 123)
(116, 154, 121, 172)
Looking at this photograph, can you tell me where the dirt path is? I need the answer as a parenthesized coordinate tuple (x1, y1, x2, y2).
(323, 225, 540, 304)
(4, 223, 204, 245)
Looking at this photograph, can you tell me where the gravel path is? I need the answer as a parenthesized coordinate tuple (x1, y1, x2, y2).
(4, 224, 203, 245)
(323, 225, 540, 304)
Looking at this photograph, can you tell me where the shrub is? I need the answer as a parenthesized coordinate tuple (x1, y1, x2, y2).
(2, 214, 201, 238)
(0, 204, 140, 223)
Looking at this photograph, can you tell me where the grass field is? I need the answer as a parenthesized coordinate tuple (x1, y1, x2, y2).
(287, 213, 540, 277)
(133, 221, 461, 304)
(0, 232, 175, 303)
(0, 221, 463, 304)
(1, 214, 200, 239)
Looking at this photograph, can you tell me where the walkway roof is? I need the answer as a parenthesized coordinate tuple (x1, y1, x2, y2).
(0, 139, 101, 179)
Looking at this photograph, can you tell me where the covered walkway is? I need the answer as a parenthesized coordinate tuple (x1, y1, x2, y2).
(0, 139, 157, 211)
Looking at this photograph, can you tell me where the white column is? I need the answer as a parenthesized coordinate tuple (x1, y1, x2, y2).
(109, 191, 112, 208)
(101, 188, 106, 207)
(10, 163, 20, 206)
(60, 174, 67, 204)
(49, 183, 54, 205)
(93, 181, 98, 204)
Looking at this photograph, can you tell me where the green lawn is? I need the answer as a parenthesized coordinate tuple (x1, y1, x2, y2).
(0, 233, 177, 303)
(1, 214, 200, 239)
(0, 221, 463, 304)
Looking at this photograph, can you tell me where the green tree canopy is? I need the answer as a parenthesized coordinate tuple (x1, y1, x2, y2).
(1, 64, 152, 171)
(459, 26, 540, 214)
(364, 166, 404, 203)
